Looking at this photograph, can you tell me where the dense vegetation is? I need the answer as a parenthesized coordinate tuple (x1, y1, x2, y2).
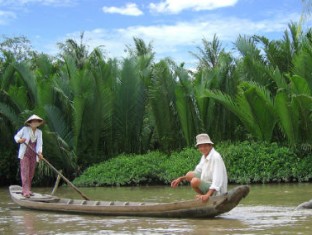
(73, 142, 312, 187)
(1, 19, 312, 185)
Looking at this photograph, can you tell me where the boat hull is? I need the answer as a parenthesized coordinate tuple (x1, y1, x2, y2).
(9, 185, 249, 218)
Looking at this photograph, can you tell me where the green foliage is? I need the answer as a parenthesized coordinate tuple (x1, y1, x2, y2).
(204, 82, 277, 142)
(73, 151, 167, 186)
(219, 141, 312, 184)
(192, 39, 239, 142)
(0, 149, 19, 185)
(175, 66, 202, 146)
(149, 59, 184, 151)
(2, 24, 312, 185)
(158, 148, 199, 184)
(112, 57, 147, 153)
(190, 34, 224, 70)
(74, 142, 312, 187)
(0, 36, 34, 62)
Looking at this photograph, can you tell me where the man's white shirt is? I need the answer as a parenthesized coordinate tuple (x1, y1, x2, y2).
(194, 148, 228, 195)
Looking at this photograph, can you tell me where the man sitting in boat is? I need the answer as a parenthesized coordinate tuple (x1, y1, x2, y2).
(171, 133, 228, 202)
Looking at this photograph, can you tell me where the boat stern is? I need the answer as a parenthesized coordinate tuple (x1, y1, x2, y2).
(215, 185, 250, 213)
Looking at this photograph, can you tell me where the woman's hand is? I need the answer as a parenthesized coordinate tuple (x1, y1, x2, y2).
(18, 138, 26, 144)
(38, 153, 44, 161)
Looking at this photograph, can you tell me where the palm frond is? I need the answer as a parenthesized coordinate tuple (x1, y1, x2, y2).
(175, 66, 201, 146)
(293, 94, 312, 142)
(44, 104, 73, 146)
(290, 74, 311, 95)
(204, 81, 277, 141)
(235, 35, 262, 60)
(13, 62, 38, 105)
(1, 63, 15, 90)
(190, 34, 223, 69)
(242, 82, 277, 141)
(0, 102, 19, 126)
(149, 60, 183, 150)
(113, 57, 146, 153)
(7, 86, 30, 111)
(274, 91, 299, 144)
(202, 89, 250, 126)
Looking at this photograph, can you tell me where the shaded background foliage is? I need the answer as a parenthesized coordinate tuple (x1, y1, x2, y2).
(1, 18, 312, 185)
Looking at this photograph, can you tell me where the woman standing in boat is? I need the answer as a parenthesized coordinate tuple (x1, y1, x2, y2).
(171, 133, 228, 203)
(14, 114, 44, 198)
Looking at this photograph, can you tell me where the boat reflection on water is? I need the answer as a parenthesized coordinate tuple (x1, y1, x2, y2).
(22, 212, 37, 234)
(7, 209, 37, 234)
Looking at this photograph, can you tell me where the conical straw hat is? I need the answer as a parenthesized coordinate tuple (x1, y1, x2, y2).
(24, 114, 44, 126)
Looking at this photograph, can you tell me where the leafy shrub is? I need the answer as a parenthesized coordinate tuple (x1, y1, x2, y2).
(73, 151, 167, 186)
(219, 141, 312, 184)
(158, 148, 199, 184)
(74, 141, 312, 186)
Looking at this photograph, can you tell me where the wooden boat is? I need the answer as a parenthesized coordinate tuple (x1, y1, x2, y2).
(9, 185, 250, 218)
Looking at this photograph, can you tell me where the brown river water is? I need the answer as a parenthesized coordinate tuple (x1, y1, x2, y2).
(1, 183, 312, 234)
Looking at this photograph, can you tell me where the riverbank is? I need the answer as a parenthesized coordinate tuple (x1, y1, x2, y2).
(73, 141, 312, 187)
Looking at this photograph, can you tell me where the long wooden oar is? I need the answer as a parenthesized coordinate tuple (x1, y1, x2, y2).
(23, 142, 90, 200)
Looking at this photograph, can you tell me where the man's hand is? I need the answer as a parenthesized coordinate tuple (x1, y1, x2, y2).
(170, 178, 181, 188)
(196, 194, 210, 203)
(18, 138, 26, 144)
